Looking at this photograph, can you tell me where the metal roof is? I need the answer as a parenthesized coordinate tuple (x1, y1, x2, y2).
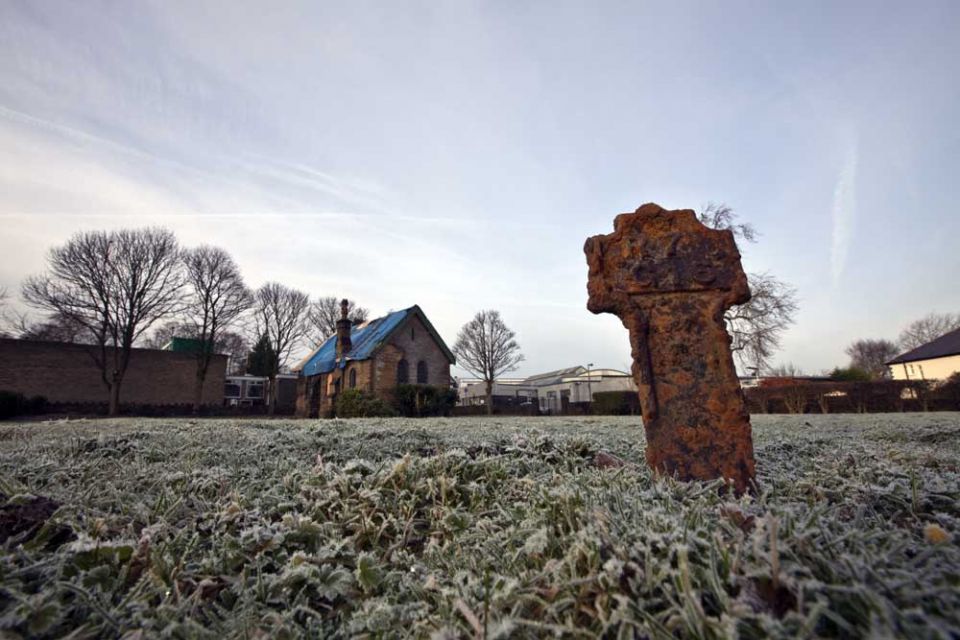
(887, 327, 960, 365)
(163, 337, 205, 353)
(296, 305, 455, 377)
(521, 366, 587, 386)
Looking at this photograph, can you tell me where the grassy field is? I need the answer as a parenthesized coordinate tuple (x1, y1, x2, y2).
(1, 414, 958, 639)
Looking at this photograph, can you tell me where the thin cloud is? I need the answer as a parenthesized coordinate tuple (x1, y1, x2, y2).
(830, 132, 858, 287)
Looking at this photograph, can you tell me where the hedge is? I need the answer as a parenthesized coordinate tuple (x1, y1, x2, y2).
(392, 385, 457, 417)
(0, 391, 49, 420)
(591, 391, 640, 415)
(744, 377, 960, 414)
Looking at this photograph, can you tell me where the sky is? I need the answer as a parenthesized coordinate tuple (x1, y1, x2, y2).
(1, 0, 958, 378)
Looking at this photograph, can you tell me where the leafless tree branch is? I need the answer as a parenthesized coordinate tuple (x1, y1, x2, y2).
(308, 296, 369, 345)
(21, 228, 184, 415)
(15, 311, 97, 343)
(845, 338, 899, 380)
(897, 312, 960, 352)
(698, 204, 798, 373)
(144, 320, 248, 374)
(698, 202, 758, 244)
(452, 310, 524, 415)
(252, 282, 311, 414)
(180, 246, 253, 411)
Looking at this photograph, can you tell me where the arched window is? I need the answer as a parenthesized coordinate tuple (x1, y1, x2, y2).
(397, 359, 409, 384)
(417, 360, 428, 384)
(349, 368, 357, 389)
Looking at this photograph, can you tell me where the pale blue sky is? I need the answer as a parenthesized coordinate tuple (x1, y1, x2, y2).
(1, 1, 958, 376)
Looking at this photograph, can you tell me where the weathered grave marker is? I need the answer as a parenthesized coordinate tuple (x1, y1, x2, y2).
(584, 203, 756, 492)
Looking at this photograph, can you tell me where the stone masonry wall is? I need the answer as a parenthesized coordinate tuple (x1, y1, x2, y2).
(384, 314, 452, 389)
(371, 344, 405, 398)
(0, 338, 227, 406)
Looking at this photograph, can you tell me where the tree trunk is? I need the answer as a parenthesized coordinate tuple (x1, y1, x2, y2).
(485, 380, 493, 416)
(817, 394, 829, 414)
(108, 380, 121, 416)
(193, 373, 205, 415)
(194, 352, 211, 415)
(268, 375, 277, 415)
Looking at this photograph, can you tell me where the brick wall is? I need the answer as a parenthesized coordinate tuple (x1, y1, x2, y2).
(0, 338, 227, 406)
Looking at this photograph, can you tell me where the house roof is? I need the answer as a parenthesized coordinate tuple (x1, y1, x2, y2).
(886, 327, 960, 365)
(295, 305, 455, 377)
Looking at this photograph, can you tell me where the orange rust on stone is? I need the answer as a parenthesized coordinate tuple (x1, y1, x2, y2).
(584, 203, 756, 493)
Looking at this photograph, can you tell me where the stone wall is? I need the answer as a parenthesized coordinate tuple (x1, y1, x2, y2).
(0, 338, 227, 406)
(386, 314, 452, 388)
(371, 343, 404, 398)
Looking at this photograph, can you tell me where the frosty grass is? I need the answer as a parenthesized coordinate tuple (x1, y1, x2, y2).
(1, 414, 958, 639)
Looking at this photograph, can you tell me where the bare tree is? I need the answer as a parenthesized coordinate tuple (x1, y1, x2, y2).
(215, 332, 250, 375)
(698, 202, 758, 244)
(845, 338, 899, 380)
(898, 312, 960, 352)
(14, 311, 96, 344)
(766, 362, 804, 378)
(699, 203, 798, 373)
(0, 287, 11, 337)
(141, 320, 189, 350)
(452, 310, 524, 415)
(308, 296, 369, 344)
(726, 272, 799, 373)
(252, 282, 311, 413)
(180, 246, 254, 412)
(22, 228, 184, 415)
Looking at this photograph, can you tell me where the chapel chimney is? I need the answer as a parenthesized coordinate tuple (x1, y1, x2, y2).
(336, 298, 352, 359)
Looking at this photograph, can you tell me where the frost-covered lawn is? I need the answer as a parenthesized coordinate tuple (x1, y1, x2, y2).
(1, 414, 958, 638)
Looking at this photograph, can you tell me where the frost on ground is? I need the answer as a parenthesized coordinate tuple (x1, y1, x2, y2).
(0, 414, 958, 639)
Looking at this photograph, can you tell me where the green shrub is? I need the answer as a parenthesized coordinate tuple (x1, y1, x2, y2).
(393, 384, 457, 417)
(335, 389, 397, 418)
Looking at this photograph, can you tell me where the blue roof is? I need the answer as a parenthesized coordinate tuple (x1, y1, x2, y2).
(297, 307, 414, 377)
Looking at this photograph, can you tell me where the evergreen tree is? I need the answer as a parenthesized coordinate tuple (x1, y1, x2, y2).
(246, 334, 277, 377)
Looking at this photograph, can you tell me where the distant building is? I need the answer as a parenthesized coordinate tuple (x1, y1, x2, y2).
(224, 373, 298, 411)
(455, 377, 526, 403)
(162, 337, 206, 353)
(739, 375, 831, 388)
(164, 336, 246, 375)
(458, 366, 636, 413)
(887, 327, 960, 381)
(294, 303, 455, 418)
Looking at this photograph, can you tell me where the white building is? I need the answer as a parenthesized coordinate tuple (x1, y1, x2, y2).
(887, 327, 960, 381)
(457, 366, 636, 413)
(224, 373, 298, 408)
(455, 377, 527, 404)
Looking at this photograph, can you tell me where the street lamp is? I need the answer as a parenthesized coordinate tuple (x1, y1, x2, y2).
(587, 363, 594, 405)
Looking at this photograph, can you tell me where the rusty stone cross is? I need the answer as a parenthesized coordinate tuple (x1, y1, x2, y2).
(584, 203, 756, 493)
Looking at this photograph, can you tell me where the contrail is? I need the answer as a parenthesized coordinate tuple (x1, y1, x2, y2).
(831, 133, 858, 287)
